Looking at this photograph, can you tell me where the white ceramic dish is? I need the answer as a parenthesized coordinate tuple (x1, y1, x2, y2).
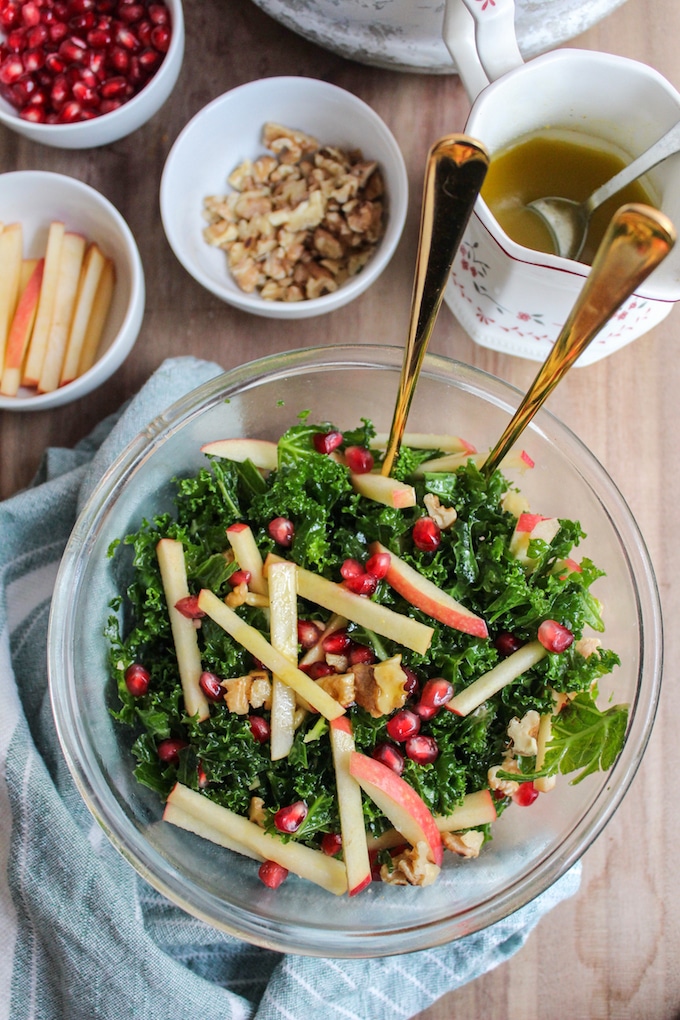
(0, 0, 184, 149)
(160, 76, 408, 320)
(0, 171, 145, 411)
(248, 0, 629, 74)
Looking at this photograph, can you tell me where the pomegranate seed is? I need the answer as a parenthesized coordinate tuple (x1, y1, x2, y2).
(228, 568, 252, 587)
(401, 666, 420, 698)
(149, 22, 169, 51)
(69, 0, 95, 13)
(259, 860, 288, 889)
(386, 709, 421, 742)
(44, 51, 66, 73)
(371, 742, 404, 775)
(405, 734, 439, 764)
(6, 27, 27, 51)
(494, 631, 522, 656)
(148, 3, 169, 25)
(19, 103, 45, 120)
(412, 701, 437, 721)
(49, 73, 69, 106)
(156, 737, 188, 765)
(249, 715, 271, 743)
(313, 429, 343, 454)
(57, 97, 81, 120)
(0, 56, 24, 84)
(99, 96, 120, 112)
(68, 11, 95, 31)
(274, 800, 308, 834)
(124, 662, 150, 697)
(137, 45, 159, 72)
(127, 54, 142, 83)
(343, 572, 377, 596)
(322, 630, 350, 654)
(348, 643, 375, 665)
(59, 36, 87, 62)
(136, 16, 151, 45)
(100, 73, 127, 97)
(419, 677, 454, 710)
(27, 22, 47, 46)
(21, 1, 40, 27)
(198, 671, 223, 702)
(513, 781, 540, 807)
(299, 660, 334, 680)
(537, 619, 574, 653)
(114, 22, 140, 50)
(365, 550, 390, 579)
(297, 619, 322, 649)
(340, 558, 363, 580)
(87, 48, 106, 76)
(369, 849, 383, 881)
(174, 595, 205, 619)
(48, 19, 67, 42)
(268, 516, 294, 548)
(23, 47, 43, 70)
(118, 3, 145, 23)
(107, 43, 129, 72)
(412, 516, 441, 552)
(86, 25, 110, 47)
(320, 832, 343, 856)
(197, 762, 209, 789)
(0, 4, 21, 31)
(11, 75, 37, 103)
(344, 445, 374, 474)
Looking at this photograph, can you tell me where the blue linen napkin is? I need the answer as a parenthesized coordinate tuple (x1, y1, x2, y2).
(0, 356, 580, 1020)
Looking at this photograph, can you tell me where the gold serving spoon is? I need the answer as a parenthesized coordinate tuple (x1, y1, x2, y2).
(482, 203, 675, 477)
(381, 134, 490, 477)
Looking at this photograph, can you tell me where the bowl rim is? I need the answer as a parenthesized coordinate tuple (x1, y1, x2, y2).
(47, 343, 663, 955)
(159, 76, 409, 318)
(0, 169, 145, 411)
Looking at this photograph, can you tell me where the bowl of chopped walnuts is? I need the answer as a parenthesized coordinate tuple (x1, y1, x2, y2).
(159, 76, 408, 318)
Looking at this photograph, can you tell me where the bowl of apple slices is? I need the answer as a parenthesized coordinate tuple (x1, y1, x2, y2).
(48, 343, 662, 956)
(0, 170, 144, 410)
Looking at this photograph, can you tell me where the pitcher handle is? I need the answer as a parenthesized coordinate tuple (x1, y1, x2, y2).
(444, 0, 523, 102)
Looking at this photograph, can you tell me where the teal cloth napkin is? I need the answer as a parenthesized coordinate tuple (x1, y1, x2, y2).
(0, 357, 580, 1020)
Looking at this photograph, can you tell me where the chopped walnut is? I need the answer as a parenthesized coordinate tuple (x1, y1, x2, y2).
(202, 122, 385, 302)
(380, 841, 441, 887)
(442, 829, 485, 858)
(423, 492, 457, 530)
(576, 636, 601, 659)
(488, 760, 521, 797)
(249, 796, 266, 827)
(352, 656, 408, 718)
(316, 671, 356, 708)
(506, 709, 541, 757)
(223, 670, 272, 714)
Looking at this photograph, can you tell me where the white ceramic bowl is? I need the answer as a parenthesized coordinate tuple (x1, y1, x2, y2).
(160, 76, 408, 319)
(48, 345, 661, 956)
(0, 0, 184, 149)
(0, 171, 145, 411)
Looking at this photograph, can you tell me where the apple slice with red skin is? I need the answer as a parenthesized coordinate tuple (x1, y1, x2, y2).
(369, 541, 488, 639)
(330, 718, 372, 896)
(447, 640, 547, 717)
(367, 789, 497, 851)
(509, 514, 560, 564)
(164, 782, 348, 896)
(201, 438, 278, 472)
(226, 522, 268, 595)
(0, 258, 44, 397)
(348, 750, 443, 866)
(349, 471, 416, 509)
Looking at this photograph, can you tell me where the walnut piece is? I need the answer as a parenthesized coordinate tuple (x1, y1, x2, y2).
(222, 670, 272, 714)
(442, 829, 485, 859)
(202, 122, 386, 302)
(506, 709, 541, 757)
(380, 841, 441, 887)
(423, 492, 457, 530)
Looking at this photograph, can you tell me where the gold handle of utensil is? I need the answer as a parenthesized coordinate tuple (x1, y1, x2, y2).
(482, 203, 676, 478)
(381, 135, 490, 476)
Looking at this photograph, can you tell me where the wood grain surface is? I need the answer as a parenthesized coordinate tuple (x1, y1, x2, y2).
(1, 1, 679, 1016)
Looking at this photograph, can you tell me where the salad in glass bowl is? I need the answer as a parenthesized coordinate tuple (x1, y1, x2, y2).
(48, 345, 661, 955)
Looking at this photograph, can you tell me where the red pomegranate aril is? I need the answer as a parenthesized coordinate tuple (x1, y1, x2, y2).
(23, 47, 44, 70)
(118, 2, 145, 23)
(300, 660, 334, 680)
(44, 50, 66, 72)
(405, 734, 439, 765)
(258, 859, 288, 889)
(136, 15, 151, 44)
(21, 1, 40, 27)
(11, 76, 36, 103)
(297, 618, 322, 649)
(412, 516, 441, 552)
(156, 737, 188, 765)
(343, 571, 377, 596)
(197, 762, 209, 789)
(127, 53, 142, 83)
(19, 102, 45, 120)
(87, 48, 106, 76)
(365, 550, 390, 579)
(148, 3, 168, 24)
(57, 98, 81, 120)
(412, 700, 437, 721)
(50, 73, 71, 107)
(494, 631, 522, 657)
(268, 516, 294, 548)
(174, 594, 204, 619)
(0, 56, 24, 84)
(53, 2, 69, 20)
(137, 45, 159, 72)
(512, 781, 540, 807)
(149, 21, 169, 51)
(344, 445, 374, 474)
(371, 741, 405, 775)
(48, 19, 67, 42)
(386, 709, 421, 742)
(27, 22, 47, 46)
(274, 800, 308, 834)
(249, 715, 271, 743)
(0, 4, 21, 31)
(198, 671, 223, 702)
(58, 36, 86, 62)
(86, 25, 110, 47)
(340, 558, 363, 580)
(537, 619, 574, 653)
(320, 831, 343, 857)
(99, 96, 120, 112)
(313, 429, 343, 454)
(322, 630, 350, 655)
(348, 643, 375, 666)
(100, 73, 126, 97)
(6, 27, 26, 51)
(401, 666, 420, 698)
(107, 43, 129, 72)
(228, 568, 252, 588)
(113, 21, 140, 50)
(68, 0, 95, 13)
(68, 11, 95, 31)
(420, 677, 454, 710)
(124, 662, 150, 697)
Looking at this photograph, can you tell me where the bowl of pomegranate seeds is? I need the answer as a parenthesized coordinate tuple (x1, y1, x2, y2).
(0, 0, 183, 148)
(48, 344, 662, 954)
(160, 77, 408, 318)
(0, 169, 144, 409)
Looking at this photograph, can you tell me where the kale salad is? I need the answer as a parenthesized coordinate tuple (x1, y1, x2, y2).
(106, 417, 627, 896)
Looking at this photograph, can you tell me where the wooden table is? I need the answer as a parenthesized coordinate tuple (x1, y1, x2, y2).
(2, 1, 679, 1016)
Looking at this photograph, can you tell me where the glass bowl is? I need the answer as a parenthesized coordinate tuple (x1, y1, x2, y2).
(48, 344, 662, 956)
